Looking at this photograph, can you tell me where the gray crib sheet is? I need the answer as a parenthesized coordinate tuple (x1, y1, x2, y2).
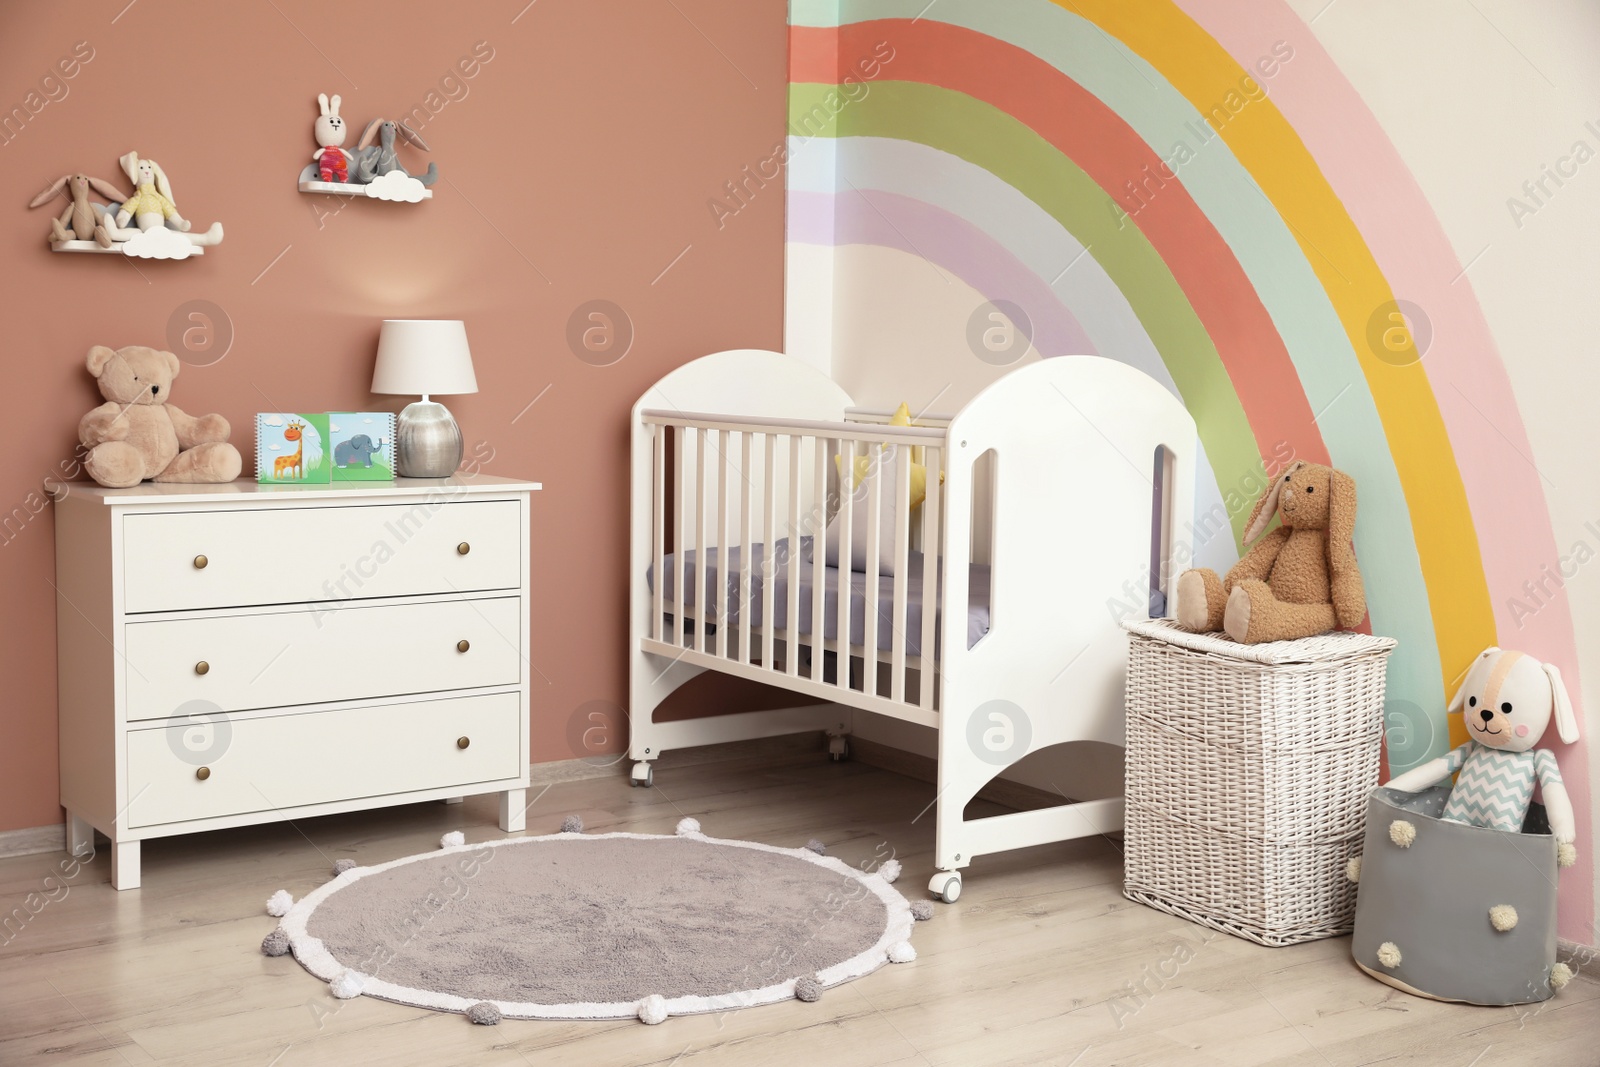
(646, 537, 990, 656)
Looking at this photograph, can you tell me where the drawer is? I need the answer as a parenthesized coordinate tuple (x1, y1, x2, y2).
(121, 500, 520, 613)
(124, 597, 521, 721)
(125, 692, 522, 828)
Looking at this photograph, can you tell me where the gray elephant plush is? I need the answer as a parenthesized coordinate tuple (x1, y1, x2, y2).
(335, 434, 384, 467)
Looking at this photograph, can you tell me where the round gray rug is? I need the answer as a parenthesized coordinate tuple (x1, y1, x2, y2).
(275, 827, 916, 1022)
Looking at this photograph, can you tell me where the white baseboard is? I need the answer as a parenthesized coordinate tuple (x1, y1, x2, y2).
(0, 823, 66, 860)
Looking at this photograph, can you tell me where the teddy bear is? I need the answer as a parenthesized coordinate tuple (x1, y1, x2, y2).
(1174, 459, 1365, 643)
(1384, 647, 1579, 867)
(79, 344, 242, 488)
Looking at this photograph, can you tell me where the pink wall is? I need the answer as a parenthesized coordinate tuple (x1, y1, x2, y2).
(0, 0, 794, 833)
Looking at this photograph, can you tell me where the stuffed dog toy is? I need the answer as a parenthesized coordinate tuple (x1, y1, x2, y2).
(1385, 647, 1578, 868)
(1175, 460, 1365, 643)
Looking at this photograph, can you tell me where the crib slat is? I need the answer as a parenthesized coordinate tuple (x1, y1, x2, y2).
(811, 436, 827, 681)
(673, 424, 687, 650)
(652, 423, 664, 642)
(786, 435, 802, 678)
(890, 446, 911, 703)
(863, 444, 881, 698)
(738, 431, 753, 665)
(695, 427, 708, 654)
(762, 433, 776, 672)
(716, 429, 731, 660)
(836, 439, 854, 694)
(920, 444, 940, 711)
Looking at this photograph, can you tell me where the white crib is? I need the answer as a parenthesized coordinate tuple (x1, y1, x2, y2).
(627, 349, 1196, 901)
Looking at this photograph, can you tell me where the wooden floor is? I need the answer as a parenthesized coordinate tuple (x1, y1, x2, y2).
(2, 748, 1595, 1067)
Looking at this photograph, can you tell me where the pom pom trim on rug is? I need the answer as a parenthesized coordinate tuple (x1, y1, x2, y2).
(270, 829, 918, 1022)
(331, 970, 367, 999)
(440, 831, 466, 848)
(266, 890, 294, 917)
(675, 817, 701, 836)
(261, 928, 290, 957)
(879, 858, 902, 884)
(561, 815, 584, 834)
(639, 994, 669, 1025)
(794, 976, 824, 1002)
(466, 1002, 501, 1025)
(333, 859, 357, 876)
(804, 839, 827, 855)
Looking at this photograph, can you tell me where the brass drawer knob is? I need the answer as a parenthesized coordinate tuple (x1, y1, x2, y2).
(194, 661, 210, 676)
(456, 639, 470, 653)
(193, 554, 209, 569)
(456, 542, 471, 556)
(196, 767, 211, 781)
(456, 736, 471, 750)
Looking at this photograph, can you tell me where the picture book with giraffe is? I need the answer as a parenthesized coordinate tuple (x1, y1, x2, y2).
(255, 413, 330, 484)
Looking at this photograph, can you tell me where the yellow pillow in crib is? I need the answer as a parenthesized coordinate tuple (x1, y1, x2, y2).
(837, 403, 928, 508)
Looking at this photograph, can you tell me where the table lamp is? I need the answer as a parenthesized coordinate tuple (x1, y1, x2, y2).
(371, 319, 479, 477)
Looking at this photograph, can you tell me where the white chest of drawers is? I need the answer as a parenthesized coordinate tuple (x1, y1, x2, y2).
(52, 474, 540, 889)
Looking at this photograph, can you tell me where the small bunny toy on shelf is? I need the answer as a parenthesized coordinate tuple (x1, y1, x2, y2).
(313, 93, 351, 183)
(28, 173, 123, 247)
(112, 151, 187, 231)
(351, 118, 438, 187)
(102, 151, 223, 247)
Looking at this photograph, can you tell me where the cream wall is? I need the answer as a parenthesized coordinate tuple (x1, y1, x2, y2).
(1289, 0, 1600, 949)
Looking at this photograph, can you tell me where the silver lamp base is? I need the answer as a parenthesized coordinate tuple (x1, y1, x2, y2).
(395, 400, 463, 478)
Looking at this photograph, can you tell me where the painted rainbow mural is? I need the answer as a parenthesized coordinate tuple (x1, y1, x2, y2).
(784, 0, 1591, 941)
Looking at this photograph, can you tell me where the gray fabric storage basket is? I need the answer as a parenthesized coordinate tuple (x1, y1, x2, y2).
(1120, 620, 1396, 946)
(1352, 786, 1559, 1005)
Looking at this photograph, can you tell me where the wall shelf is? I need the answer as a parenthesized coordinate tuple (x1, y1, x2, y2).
(49, 238, 205, 258)
(297, 166, 432, 202)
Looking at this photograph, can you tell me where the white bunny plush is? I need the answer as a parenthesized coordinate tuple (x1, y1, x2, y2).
(313, 93, 351, 183)
(1386, 647, 1580, 868)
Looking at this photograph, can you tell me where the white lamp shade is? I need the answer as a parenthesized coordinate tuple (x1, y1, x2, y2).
(371, 319, 479, 396)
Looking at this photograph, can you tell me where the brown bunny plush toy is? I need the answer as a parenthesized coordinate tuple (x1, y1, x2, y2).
(1175, 460, 1365, 644)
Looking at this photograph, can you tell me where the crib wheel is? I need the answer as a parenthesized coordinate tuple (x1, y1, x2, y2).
(828, 736, 850, 762)
(630, 762, 654, 788)
(929, 871, 962, 904)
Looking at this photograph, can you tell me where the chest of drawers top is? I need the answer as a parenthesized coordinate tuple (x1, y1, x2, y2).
(56, 474, 542, 613)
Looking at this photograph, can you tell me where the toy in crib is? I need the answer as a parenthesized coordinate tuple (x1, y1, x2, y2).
(1385, 647, 1578, 867)
(312, 93, 352, 183)
(1175, 460, 1365, 644)
(1348, 646, 1580, 1006)
(28, 173, 123, 247)
(100, 151, 224, 248)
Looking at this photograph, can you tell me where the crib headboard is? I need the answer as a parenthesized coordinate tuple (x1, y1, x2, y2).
(630, 347, 853, 539)
(941, 355, 1197, 750)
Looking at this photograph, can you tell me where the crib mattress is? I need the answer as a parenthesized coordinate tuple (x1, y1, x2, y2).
(646, 537, 990, 656)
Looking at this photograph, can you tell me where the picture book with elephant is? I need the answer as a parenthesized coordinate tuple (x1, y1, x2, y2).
(328, 412, 395, 481)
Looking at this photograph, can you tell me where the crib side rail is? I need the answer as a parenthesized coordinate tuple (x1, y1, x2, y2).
(639, 408, 950, 724)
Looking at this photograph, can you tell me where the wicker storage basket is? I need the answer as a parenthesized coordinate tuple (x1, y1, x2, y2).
(1121, 620, 1396, 946)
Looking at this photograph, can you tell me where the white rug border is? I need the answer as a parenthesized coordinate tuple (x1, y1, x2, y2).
(277, 829, 915, 1021)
